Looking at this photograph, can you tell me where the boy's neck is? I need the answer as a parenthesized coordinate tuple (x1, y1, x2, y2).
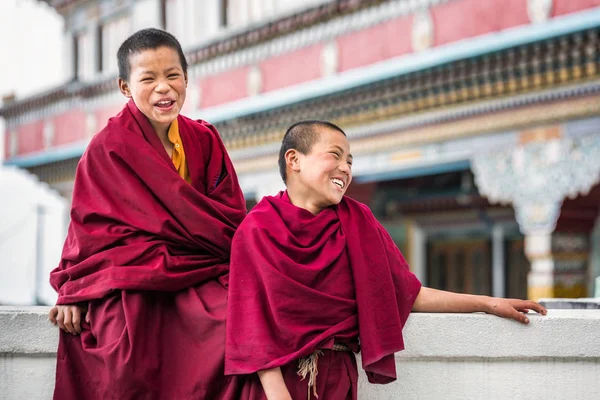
(286, 186, 323, 216)
(151, 121, 174, 145)
(150, 121, 175, 158)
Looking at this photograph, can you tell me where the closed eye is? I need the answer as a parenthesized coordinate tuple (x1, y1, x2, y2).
(330, 152, 340, 158)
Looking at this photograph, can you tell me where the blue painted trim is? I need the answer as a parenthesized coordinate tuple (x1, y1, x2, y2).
(3, 141, 88, 168)
(354, 160, 471, 183)
(198, 7, 600, 123)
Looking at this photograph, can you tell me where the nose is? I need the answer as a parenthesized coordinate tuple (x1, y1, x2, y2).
(154, 79, 170, 93)
(338, 161, 351, 176)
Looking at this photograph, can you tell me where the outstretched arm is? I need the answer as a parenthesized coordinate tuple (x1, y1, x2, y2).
(412, 287, 547, 324)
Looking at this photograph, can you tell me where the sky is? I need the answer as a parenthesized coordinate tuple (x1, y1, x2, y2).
(0, 0, 65, 160)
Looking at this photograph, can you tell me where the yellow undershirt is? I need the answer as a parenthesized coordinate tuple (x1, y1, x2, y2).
(167, 119, 191, 184)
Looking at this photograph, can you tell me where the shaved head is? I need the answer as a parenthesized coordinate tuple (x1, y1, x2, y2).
(278, 120, 346, 183)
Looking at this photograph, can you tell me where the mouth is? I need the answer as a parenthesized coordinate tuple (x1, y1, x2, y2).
(154, 100, 176, 110)
(331, 178, 346, 190)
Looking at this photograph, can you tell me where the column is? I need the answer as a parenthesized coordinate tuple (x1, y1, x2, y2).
(408, 221, 427, 285)
(524, 232, 554, 300)
(471, 127, 600, 299)
(492, 225, 505, 298)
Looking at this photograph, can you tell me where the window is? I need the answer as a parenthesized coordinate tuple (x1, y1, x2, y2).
(165, 0, 220, 48)
(160, 0, 167, 29)
(101, 16, 131, 75)
(220, 0, 228, 27)
(96, 25, 103, 73)
(72, 35, 79, 81)
(76, 31, 94, 81)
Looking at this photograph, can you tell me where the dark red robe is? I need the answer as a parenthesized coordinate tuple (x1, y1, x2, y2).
(50, 100, 247, 399)
(225, 192, 422, 399)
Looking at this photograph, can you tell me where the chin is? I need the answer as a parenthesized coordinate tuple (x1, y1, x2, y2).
(328, 195, 344, 206)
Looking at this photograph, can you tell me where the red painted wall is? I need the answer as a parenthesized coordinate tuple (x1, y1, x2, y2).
(553, 0, 600, 17)
(432, 0, 529, 47)
(95, 103, 126, 131)
(260, 43, 324, 92)
(199, 67, 250, 108)
(16, 120, 44, 155)
(53, 110, 87, 146)
(337, 15, 412, 72)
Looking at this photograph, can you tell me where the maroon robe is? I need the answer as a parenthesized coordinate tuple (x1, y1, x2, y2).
(50, 100, 247, 399)
(225, 192, 422, 398)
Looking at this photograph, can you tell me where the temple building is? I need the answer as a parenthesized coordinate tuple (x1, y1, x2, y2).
(3, 0, 600, 300)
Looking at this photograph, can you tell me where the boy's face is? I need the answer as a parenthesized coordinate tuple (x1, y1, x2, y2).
(293, 128, 353, 209)
(118, 46, 187, 135)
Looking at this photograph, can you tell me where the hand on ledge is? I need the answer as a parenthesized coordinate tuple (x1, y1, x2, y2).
(48, 304, 89, 335)
(484, 298, 547, 324)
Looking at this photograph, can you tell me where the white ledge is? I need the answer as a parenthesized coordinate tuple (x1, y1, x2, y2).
(1, 307, 598, 358)
(2, 307, 599, 400)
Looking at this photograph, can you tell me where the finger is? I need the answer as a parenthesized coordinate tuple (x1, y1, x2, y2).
(48, 307, 58, 324)
(63, 308, 75, 334)
(512, 310, 530, 324)
(86, 311, 90, 323)
(72, 309, 82, 334)
(57, 309, 67, 332)
(522, 301, 547, 315)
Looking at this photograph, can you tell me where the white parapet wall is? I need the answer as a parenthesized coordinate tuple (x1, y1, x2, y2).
(1, 307, 599, 400)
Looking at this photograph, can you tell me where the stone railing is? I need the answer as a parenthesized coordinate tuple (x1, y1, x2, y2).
(1, 307, 599, 399)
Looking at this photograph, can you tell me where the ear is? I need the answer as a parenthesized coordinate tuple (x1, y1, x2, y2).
(285, 149, 301, 175)
(118, 78, 132, 98)
(184, 72, 188, 87)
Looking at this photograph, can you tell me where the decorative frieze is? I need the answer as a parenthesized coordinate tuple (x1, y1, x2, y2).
(471, 132, 600, 235)
(8, 131, 18, 158)
(411, 10, 433, 52)
(320, 41, 339, 77)
(42, 121, 55, 149)
(527, 0, 553, 24)
(247, 65, 263, 96)
(214, 28, 600, 150)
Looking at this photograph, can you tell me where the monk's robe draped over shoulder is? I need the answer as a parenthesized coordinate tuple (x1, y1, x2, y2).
(50, 100, 247, 400)
(225, 192, 422, 386)
(51, 100, 245, 302)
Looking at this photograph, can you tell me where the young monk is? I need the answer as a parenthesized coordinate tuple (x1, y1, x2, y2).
(48, 28, 247, 399)
(225, 120, 547, 400)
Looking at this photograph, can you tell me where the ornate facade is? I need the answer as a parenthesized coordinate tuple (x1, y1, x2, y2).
(3, 0, 600, 299)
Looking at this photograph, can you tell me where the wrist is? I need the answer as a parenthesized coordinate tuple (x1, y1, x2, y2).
(480, 296, 495, 313)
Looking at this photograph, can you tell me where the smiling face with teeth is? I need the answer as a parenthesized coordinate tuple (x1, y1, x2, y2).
(118, 46, 187, 138)
(285, 125, 353, 215)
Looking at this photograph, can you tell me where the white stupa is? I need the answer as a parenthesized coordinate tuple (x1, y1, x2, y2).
(0, 165, 67, 305)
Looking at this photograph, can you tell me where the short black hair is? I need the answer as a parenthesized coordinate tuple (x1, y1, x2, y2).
(117, 28, 188, 81)
(278, 120, 346, 183)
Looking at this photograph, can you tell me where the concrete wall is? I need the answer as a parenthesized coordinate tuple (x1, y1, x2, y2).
(1, 307, 599, 399)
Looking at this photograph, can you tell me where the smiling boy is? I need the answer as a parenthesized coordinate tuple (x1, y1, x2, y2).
(48, 29, 247, 399)
(225, 120, 546, 400)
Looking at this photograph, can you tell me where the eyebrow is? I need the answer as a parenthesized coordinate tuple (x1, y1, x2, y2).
(139, 67, 181, 76)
